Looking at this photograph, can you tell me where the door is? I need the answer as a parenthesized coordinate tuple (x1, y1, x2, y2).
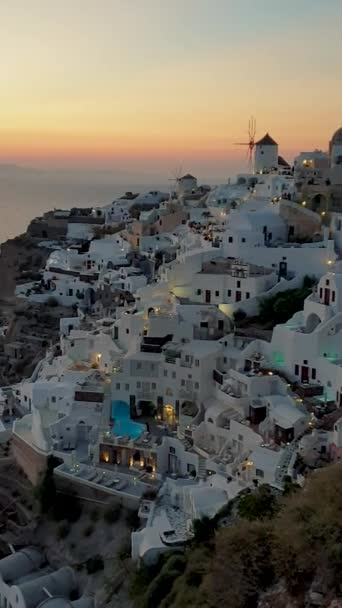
(301, 366, 309, 383)
(236, 291, 241, 302)
(324, 288, 330, 305)
(205, 290, 211, 303)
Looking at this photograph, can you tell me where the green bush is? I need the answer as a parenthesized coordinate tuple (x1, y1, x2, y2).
(233, 309, 247, 323)
(237, 485, 279, 521)
(140, 555, 186, 608)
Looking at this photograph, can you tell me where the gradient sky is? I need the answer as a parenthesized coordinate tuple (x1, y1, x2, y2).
(1, 0, 342, 180)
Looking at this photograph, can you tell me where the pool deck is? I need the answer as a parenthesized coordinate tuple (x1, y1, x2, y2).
(56, 461, 159, 498)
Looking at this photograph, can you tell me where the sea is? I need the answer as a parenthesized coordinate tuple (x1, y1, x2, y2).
(0, 165, 166, 244)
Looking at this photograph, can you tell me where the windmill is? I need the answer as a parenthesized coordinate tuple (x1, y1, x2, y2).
(168, 165, 183, 199)
(234, 116, 257, 171)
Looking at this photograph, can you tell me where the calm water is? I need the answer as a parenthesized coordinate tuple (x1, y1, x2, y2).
(0, 165, 165, 243)
(111, 400, 146, 440)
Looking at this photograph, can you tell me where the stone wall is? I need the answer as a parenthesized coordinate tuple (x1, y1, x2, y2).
(11, 433, 48, 485)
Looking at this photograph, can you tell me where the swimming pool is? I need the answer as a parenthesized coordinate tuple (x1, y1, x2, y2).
(111, 400, 145, 440)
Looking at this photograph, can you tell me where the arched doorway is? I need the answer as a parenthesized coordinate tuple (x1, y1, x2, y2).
(311, 194, 326, 213)
(77, 420, 88, 441)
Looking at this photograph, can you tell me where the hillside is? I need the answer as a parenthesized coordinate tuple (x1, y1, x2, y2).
(131, 465, 342, 608)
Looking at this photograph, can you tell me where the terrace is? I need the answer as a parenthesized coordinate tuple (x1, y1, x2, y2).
(56, 461, 157, 499)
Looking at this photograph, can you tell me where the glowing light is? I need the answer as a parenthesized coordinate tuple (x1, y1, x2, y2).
(103, 452, 110, 463)
(327, 260, 333, 265)
(321, 211, 326, 216)
(302, 201, 306, 206)
(268, 371, 273, 376)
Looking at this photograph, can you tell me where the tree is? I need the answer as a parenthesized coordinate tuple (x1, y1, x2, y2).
(233, 309, 247, 324)
(237, 485, 279, 521)
(37, 467, 56, 513)
(192, 516, 216, 544)
(36, 455, 59, 513)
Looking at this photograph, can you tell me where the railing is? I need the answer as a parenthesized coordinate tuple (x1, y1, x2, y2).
(165, 355, 178, 364)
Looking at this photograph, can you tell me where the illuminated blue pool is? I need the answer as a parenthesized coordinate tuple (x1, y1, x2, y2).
(111, 400, 145, 440)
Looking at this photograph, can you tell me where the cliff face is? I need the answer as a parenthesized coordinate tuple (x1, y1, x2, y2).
(131, 465, 342, 608)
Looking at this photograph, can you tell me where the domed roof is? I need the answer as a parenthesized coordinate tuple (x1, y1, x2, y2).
(330, 127, 342, 144)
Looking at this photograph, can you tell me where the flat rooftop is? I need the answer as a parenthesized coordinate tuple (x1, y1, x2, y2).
(200, 258, 274, 276)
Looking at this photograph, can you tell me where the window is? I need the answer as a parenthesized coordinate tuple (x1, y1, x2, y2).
(237, 280, 241, 288)
(51, 396, 56, 403)
(126, 328, 129, 334)
(242, 237, 246, 243)
(195, 359, 199, 367)
(195, 382, 199, 389)
(169, 446, 176, 454)
(136, 381, 141, 388)
(256, 469, 264, 478)
(312, 368, 316, 380)
(238, 434, 243, 442)
(164, 370, 168, 377)
(319, 288, 323, 298)
(181, 379, 185, 386)
(172, 371, 176, 379)
(116, 383, 120, 390)
(223, 357, 227, 364)
(200, 322, 208, 328)
(68, 288, 73, 296)
(303, 360, 308, 365)
(151, 363, 155, 371)
(137, 362, 142, 370)
(295, 364, 299, 376)
(228, 236, 233, 243)
(326, 279, 330, 286)
(152, 383, 156, 389)
(246, 292, 250, 299)
(196, 289, 202, 295)
(227, 289, 232, 297)
(332, 291, 336, 302)
(125, 384, 129, 391)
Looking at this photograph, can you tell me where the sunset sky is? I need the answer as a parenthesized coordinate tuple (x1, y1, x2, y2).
(1, 0, 342, 180)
